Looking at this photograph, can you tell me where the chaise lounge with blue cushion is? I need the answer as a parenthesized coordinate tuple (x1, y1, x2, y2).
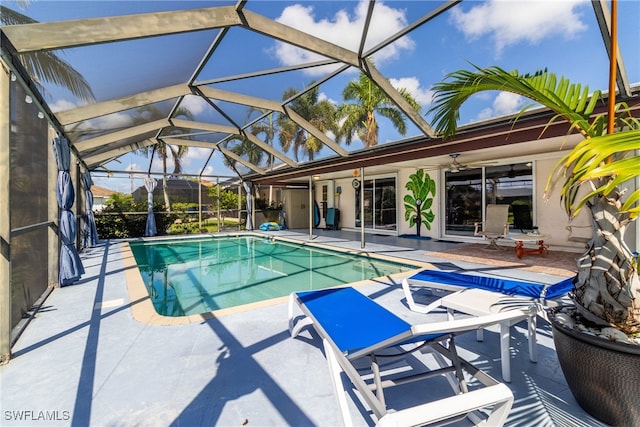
(288, 287, 516, 426)
(402, 269, 575, 381)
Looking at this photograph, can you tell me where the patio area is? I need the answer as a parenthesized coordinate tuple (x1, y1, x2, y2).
(0, 230, 606, 426)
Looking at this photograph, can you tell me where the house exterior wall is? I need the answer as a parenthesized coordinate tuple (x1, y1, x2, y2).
(300, 151, 639, 253)
(535, 157, 588, 248)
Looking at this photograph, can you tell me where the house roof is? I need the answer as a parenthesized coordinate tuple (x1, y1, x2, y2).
(1, 1, 638, 184)
(91, 185, 117, 197)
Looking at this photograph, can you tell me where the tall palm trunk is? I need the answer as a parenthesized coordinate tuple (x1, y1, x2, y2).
(574, 195, 640, 333)
(162, 155, 170, 212)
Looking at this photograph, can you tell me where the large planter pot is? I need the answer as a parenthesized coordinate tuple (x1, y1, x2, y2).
(550, 308, 640, 426)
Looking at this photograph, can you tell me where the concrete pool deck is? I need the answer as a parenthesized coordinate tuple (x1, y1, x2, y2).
(0, 230, 605, 426)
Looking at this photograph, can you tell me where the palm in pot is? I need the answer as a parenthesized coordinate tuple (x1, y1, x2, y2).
(427, 64, 640, 424)
(428, 65, 640, 331)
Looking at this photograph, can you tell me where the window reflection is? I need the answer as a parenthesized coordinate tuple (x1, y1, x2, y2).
(445, 163, 533, 236)
(356, 177, 397, 231)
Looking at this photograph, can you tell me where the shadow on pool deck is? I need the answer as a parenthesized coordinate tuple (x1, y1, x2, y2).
(0, 231, 604, 427)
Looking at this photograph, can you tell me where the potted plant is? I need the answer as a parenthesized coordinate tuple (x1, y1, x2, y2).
(255, 198, 282, 223)
(427, 64, 640, 425)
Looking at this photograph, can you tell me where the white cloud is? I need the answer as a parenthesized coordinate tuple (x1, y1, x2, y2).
(88, 112, 133, 131)
(125, 162, 143, 172)
(473, 92, 526, 122)
(182, 147, 211, 164)
(202, 165, 215, 176)
(389, 77, 433, 106)
(179, 95, 208, 116)
(318, 91, 339, 105)
(274, 0, 414, 76)
(493, 92, 525, 115)
(450, 0, 588, 56)
(49, 99, 78, 113)
(124, 162, 149, 180)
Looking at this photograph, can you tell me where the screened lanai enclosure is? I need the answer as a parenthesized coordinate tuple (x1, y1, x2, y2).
(1, 0, 639, 363)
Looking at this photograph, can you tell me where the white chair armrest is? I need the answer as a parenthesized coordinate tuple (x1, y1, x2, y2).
(473, 221, 484, 236)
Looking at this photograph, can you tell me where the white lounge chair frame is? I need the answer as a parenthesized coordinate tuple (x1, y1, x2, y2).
(288, 287, 514, 426)
(402, 271, 574, 382)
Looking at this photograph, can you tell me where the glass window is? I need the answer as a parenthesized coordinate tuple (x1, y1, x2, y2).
(444, 162, 533, 236)
(356, 176, 397, 231)
(445, 169, 483, 236)
(486, 163, 534, 231)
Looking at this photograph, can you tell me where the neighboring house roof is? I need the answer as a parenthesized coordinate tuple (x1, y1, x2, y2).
(92, 185, 117, 197)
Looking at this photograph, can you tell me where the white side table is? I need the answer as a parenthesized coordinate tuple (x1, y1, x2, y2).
(508, 233, 549, 259)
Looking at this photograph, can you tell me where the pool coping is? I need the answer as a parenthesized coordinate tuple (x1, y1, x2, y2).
(123, 232, 433, 326)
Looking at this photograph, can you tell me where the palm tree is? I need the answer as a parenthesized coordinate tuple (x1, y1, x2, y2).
(338, 71, 420, 148)
(222, 133, 265, 170)
(134, 105, 194, 211)
(427, 65, 640, 333)
(248, 108, 278, 170)
(277, 85, 338, 161)
(1, 5, 95, 102)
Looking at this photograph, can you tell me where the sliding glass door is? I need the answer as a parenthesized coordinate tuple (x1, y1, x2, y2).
(357, 176, 397, 232)
(444, 163, 533, 236)
(445, 169, 483, 236)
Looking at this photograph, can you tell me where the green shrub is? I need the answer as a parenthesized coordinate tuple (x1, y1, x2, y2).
(95, 193, 177, 238)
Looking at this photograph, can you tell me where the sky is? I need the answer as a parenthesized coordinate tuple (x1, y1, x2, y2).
(4, 0, 639, 193)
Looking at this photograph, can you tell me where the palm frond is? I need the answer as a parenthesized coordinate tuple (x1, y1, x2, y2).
(0, 5, 36, 25)
(545, 129, 640, 217)
(427, 64, 601, 139)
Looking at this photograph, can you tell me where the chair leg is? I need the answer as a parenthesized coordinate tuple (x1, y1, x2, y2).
(288, 293, 313, 338)
(371, 355, 386, 408)
(483, 237, 501, 250)
(499, 322, 511, 383)
(528, 315, 537, 363)
(323, 339, 354, 427)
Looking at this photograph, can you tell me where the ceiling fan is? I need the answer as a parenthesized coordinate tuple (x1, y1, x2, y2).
(446, 153, 497, 173)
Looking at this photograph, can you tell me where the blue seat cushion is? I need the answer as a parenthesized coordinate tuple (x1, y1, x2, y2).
(409, 270, 575, 300)
(296, 287, 445, 355)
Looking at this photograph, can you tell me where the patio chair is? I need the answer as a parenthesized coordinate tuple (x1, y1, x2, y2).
(325, 207, 340, 230)
(288, 287, 514, 426)
(474, 204, 510, 249)
(402, 270, 575, 381)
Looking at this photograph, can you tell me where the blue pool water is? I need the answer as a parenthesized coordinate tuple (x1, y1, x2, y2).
(130, 235, 418, 316)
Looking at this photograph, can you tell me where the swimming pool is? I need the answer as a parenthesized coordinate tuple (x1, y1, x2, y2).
(129, 235, 418, 316)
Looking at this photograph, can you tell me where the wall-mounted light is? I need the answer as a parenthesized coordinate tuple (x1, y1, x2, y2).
(312, 175, 320, 180)
(10, 73, 17, 82)
(37, 111, 44, 119)
(352, 169, 360, 177)
(25, 95, 33, 104)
